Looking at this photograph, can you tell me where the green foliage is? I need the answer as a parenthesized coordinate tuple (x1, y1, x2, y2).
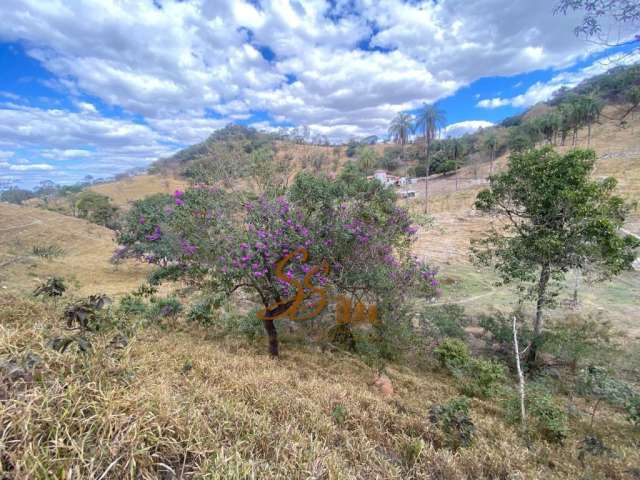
(478, 311, 531, 351)
(33, 276, 66, 298)
(458, 358, 507, 399)
(220, 308, 265, 341)
(31, 244, 65, 259)
(187, 295, 224, 326)
(421, 304, 469, 340)
(575, 366, 635, 409)
(505, 385, 568, 443)
(625, 395, 640, 427)
(331, 404, 347, 425)
(474, 147, 639, 339)
(0, 187, 35, 204)
(434, 338, 471, 369)
(429, 396, 475, 449)
(117, 294, 148, 316)
(146, 297, 182, 321)
(75, 191, 119, 228)
(543, 315, 619, 371)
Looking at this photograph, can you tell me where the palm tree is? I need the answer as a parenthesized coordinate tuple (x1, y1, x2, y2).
(388, 113, 414, 161)
(414, 103, 446, 214)
(581, 96, 603, 145)
(484, 134, 498, 175)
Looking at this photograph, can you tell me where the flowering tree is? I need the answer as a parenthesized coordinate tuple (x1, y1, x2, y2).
(116, 172, 437, 356)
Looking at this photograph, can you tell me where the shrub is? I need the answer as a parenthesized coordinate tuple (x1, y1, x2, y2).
(147, 297, 182, 321)
(479, 311, 531, 351)
(117, 294, 148, 316)
(575, 365, 635, 426)
(422, 304, 469, 340)
(434, 338, 470, 369)
(429, 396, 475, 449)
(625, 395, 640, 427)
(33, 276, 66, 297)
(458, 358, 507, 398)
(505, 385, 568, 443)
(31, 244, 65, 259)
(187, 296, 223, 326)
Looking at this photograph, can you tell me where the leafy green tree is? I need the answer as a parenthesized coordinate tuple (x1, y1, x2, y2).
(473, 147, 639, 362)
(75, 191, 118, 228)
(414, 104, 446, 214)
(356, 146, 379, 174)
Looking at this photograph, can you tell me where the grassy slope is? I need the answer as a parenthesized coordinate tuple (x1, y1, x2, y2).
(88, 174, 189, 208)
(1, 295, 638, 479)
(0, 202, 149, 297)
(408, 104, 640, 335)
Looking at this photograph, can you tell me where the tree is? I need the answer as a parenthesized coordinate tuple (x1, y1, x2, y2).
(555, 0, 640, 55)
(117, 173, 438, 357)
(473, 147, 639, 363)
(388, 112, 413, 161)
(356, 146, 379, 174)
(0, 187, 35, 205)
(484, 134, 498, 175)
(580, 96, 603, 145)
(414, 104, 446, 214)
(75, 191, 119, 228)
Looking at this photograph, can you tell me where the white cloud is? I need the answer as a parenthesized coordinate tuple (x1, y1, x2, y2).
(8, 163, 55, 171)
(0, 0, 633, 186)
(477, 50, 640, 109)
(442, 120, 494, 138)
(0, 161, 10, 167)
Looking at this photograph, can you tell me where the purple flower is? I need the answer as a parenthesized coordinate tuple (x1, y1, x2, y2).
(180, 238, 197, 256)
(138, 215, 145, 225)
(145, 225, 162, 241)
(174, 190, 184, 198)
(175, 198, 185, 206)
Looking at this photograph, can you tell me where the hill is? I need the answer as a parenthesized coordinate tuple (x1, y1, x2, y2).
(0, 202, 149, 296)
(2, 294, 638, 479)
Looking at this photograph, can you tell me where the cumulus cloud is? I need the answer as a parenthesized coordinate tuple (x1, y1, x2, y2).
(8, 163, 55, 171)
(442, 120, 494, 138)
(0, 0, 625, 185)
(477, 50, 640, 109)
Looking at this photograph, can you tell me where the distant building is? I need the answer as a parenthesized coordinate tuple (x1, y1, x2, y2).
(369, 170, 407, 188)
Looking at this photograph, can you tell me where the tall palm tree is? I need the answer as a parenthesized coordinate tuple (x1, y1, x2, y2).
(581, 96, 603, 145)
(414, 103, 446, 214)
(388, 112, 413, 161)
(484, 134, 498, 175)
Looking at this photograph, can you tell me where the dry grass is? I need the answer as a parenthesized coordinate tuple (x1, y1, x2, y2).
(89, 174, 189, 208)
(1, 294, 638, 479)
(0, 202, 149, 297)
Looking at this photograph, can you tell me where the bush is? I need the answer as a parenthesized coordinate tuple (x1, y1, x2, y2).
(31, 244, 65, 259)
(429, 396, 475, 449)
(422, 304, 469, 340)
(458, 358, 507, 398)
(479, 311, 531, 351)
(625, 395, 640, 427)
(434, 338, 470, 369)
(147, 297, 182, 321)
(33, 276, 66, 297)
(187, 296, 223, 326)
(117, 294, 148, 316)
(505, 385, 568, 443)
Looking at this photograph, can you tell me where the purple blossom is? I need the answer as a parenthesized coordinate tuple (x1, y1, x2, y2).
(180, 239, 197, 256)
(145, 225, 162, 241)
(138, 215, 145, 225)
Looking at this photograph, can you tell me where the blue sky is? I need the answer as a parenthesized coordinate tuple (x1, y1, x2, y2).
(0, 0, 638, 189)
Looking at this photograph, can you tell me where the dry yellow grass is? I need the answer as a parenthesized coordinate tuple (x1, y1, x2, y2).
(0, 202, 149, 297)
(1, 295, 638, 479)
(89, 174, 189, 208)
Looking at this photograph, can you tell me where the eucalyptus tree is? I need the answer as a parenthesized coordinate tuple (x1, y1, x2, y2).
(414, 104, 447, 214)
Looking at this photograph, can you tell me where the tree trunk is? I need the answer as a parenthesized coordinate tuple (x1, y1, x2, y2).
(489, 147, 495, 176)
(513, 316, 526, 430)
(262, 319, 279, 357)
(528, 263, 551, 364)
(587, 123, 591, 146)
(424, 139, 430, 214)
